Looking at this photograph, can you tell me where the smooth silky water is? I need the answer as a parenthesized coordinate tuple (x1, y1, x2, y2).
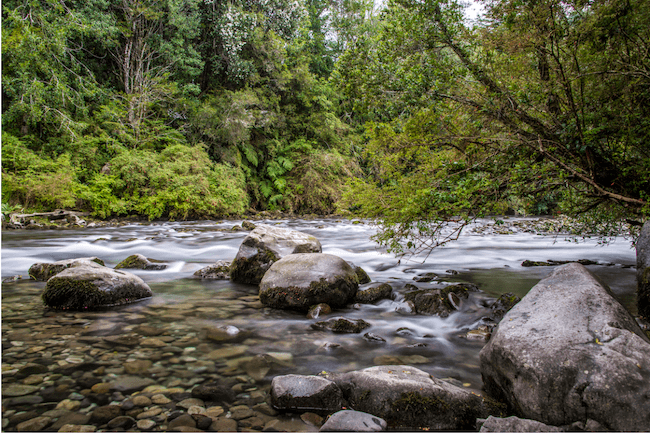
(1, 218, 637, 394)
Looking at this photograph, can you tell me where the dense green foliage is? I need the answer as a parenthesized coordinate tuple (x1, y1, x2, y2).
(2, 0, 648, 246)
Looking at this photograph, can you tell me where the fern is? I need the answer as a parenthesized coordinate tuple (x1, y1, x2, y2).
(260, 180, 273, 198)
(240, 143, 259, 167)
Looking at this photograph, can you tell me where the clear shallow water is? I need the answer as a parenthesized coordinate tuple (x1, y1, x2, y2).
(1, 218, 637, 393)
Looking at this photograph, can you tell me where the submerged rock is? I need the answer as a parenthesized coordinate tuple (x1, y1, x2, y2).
(42, 264, 152, 310)
(354, 283, 393, 304)
(115, 254, 166, 270)
(307, 303, 332, 319)
(480, 263, 650, 431)
(259, 253, 358, 311)
(194, 260, 231, 279)
(638, 221, 650, 320)
(29, 257, 105, 281)
(329, 365, 504, 430)
(271, 375, 342, 414)
(230, 224, 322, 285)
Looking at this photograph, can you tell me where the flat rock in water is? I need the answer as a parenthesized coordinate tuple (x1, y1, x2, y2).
(311, 317, 371, 333)
(259, 253, 358, 311)
(320, 410, 386, 432)
(479, 263, 650, 431)
(41, 264, 152, 310)
(230, 224, 322, 285)
(29, 257, 105, 281)
(109, 376, 156, 394)
(328, 365, 504, 430)
(270, 374, 342, 414)
(354, 283, 393, 304)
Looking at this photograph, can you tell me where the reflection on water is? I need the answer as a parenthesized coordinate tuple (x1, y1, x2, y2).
(1, 218, 637, 392)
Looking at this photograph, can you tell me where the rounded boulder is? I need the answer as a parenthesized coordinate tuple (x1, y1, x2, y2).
(259, 253, 358, 311)
(42, 264, 152, 310)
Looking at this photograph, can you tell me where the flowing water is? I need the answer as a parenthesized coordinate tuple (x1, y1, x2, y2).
(1, 217, 638, 395)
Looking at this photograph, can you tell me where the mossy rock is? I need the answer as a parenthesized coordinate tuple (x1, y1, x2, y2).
(310, 317, 371, 333)
(404, 283, 477, 317)
(194, 260, 231, 279)
(259, 253, 358, 311)
(115, 254, 166, 270)
(42, 264, 152, 310)
(348, 263, 371, 284)
(490, 292, 521, 322)
(29, 257, 105, 281)
(354, 283, 393, 304)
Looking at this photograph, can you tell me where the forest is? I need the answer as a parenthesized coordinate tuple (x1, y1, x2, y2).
(2, 0, 649, 251)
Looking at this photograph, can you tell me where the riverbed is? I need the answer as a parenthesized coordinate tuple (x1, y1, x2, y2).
(0, 217, 638, 431)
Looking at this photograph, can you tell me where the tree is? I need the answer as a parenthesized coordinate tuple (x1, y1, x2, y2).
(339, 0, 649, 254)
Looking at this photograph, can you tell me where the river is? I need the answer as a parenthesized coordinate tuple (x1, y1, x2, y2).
(1, 217, 638, 397)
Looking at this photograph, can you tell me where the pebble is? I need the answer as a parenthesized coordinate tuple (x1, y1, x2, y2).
(132, 395, 153, 407)
(151, 393, 172, 404)
(177, 398, 205, 409)
(57, 424, 97, 432)
(56, 399, 81, 411)
(16, 416, 52, 432)
(137, 407, 163, 419)
(137, 419, 157, 430)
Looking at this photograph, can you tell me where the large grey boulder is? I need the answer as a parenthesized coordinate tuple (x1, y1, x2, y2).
(230, 224, 322, 285)
(638, 221, 650, 319)
(259, 253, 358, 311)
(42, 263, 152, 310)
(29, 257, 105, 281)
(320, 410, 386, 432)
(480, 262, 650, 431)
(270, 375, 342, 414)
(329, 365, 504, 430)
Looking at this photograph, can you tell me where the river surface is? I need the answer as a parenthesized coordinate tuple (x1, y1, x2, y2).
(1, 217, 638, 394)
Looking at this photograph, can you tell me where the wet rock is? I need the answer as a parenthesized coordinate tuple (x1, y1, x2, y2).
(108, 415, 136, 429)
(329, 365, 504, 430)
(348, 263, 372, 284)
(363, 332, 386, 343)
(311, 317, 371, 333)
(132, 395, 153, 407)
(49, 412, 91, 431)
(307, 303, 331, 319)
(42, 264, 153, 310)
(354, 283, 393, 304)
(192, 384, 236, 403)
(137, 419, 157, 430)
(404, 283, 478, 317)
(489, 292, 521, 322)
(205, 325, 244, 342)
(16, 416, 52, 432)
(194, 261, 231, 279)
(320, 410, 386, 432)
(230, 224, 322, 285)
(28, 257, 105, 281)
(210, 417, 237, 432)
(124, 359, 153, 374)
(480, 263, 650, 431)
(242, 221, 257, 231)
(638, 221, 650, 319)
(521, 259, 597, 267)
(465, 326, 491, 341)
(168, 413, 197, 430)
(230, 405, 255, 420)
(270, 374, 343, 414)
(413, 273, 438, 283)
(115, 253, 167, 270)
(90, 404, 122, 424)
(478, 416, 562, 432)
(57, 424, 97, 432)
(2, 384, 41, 397)
(109, 375, 155, 394)
(260, 254, 359, 311)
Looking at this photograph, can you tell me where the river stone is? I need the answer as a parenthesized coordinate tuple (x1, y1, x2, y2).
(478, 416, 562, 432)
(109, 375, 156, 394)
(638, 220, 650, 319)
(404, 283, 477, 317)
(28, 257, 105, 281)
(320, 410, 387, 432)
(479, 263, 650, 431)
(311, 317, 371, 333)
(230, 224, 322, 285)
(329, 365, 504, 430)
(259, 253, 358, 311)
(194, 260, 231, 279)
(115, 253, 167, 270)
(42, 264, 153, 310)
(270, 374, 343, 414)
(2, 384, 41, 397)
(354, 283, 393, 304)
(16, 416, 52, 432)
